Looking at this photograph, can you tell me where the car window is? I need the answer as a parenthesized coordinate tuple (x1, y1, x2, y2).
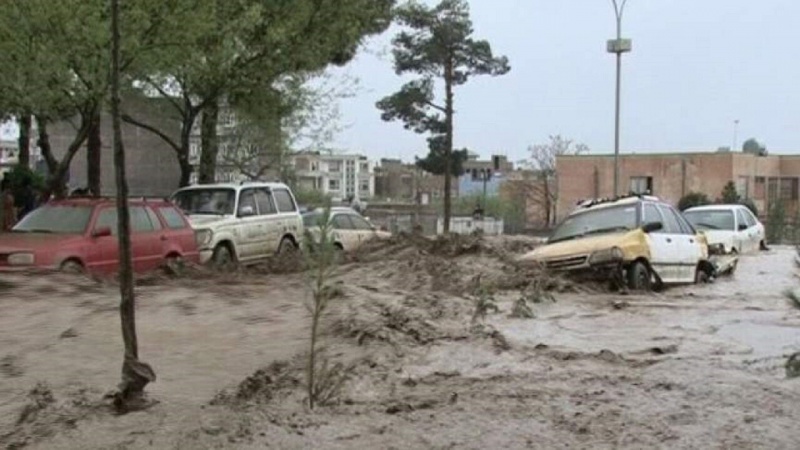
(740, 208, 757, 227)
(349, 214, 373, 230)
(238, 189, 257, 215)
(172, 188, 235, 215)
(159, 206, 187, 229)
(303, 212, 324, 228)
(12, 204, 93, 234)
(735, 208, 749, 230)
(95, 208, 118, 235)
(146, 207, 163, 230)
(642, 203, 662, 225)
(273, 189, 297, 212)
(332, 214, 354, 230)
(656, 205, 682, 234)
(666, 206, 694, 234)
(683, 210, 735, 231)
(549, 204, 638, 243)
(255, 189, 276, 215)
(131, 206, 155, 233)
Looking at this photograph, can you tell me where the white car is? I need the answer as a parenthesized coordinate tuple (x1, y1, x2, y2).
(171, 182, 303, 267)
(302, 207, 391, 254)
(683, 204, 765, 255)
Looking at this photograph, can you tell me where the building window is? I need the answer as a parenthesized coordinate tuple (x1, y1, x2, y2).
(629, 176, 653, 195)
(754, 177, 766, 199)
(768, 178, 779, 201)
(360, 162, 369, 172)
(736, 176, 749, 198)
(328, 179, 340, 190)
(328, 161, 341, 172)
(779, 177, 798, 200)
(359, 181, 370, 192)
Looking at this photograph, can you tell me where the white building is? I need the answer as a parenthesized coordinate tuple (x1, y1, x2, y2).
(0, 136, 42, 178)
(291, 151, 375, 201)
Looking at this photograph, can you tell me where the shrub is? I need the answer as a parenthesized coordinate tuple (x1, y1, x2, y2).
(739, 197, 758, 217)
(766, 200, 786, 244)
(678, 192, 710, 211)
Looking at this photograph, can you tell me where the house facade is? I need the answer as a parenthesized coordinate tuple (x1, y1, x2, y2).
(557, 151, 800, 220)
(458, 153, 514, 197)
(290, 151, 375, 201)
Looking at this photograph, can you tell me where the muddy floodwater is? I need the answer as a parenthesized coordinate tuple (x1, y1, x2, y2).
(0, 238, 798, 449)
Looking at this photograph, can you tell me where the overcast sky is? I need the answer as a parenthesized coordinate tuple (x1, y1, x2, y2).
(331, 0, 800, 163)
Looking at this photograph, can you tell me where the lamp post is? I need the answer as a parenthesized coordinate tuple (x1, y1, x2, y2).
(608, 0, 632, 197)
(733, 119, 740, 151)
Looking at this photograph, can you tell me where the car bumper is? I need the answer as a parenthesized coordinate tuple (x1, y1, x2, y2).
(198, 249, 213, 264)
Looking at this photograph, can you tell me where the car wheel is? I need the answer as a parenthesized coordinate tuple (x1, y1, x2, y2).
(627, 261, 651, 291)
(760, 240, 769, 251)
(695, 267, 710, 284)
(212, 244, 235, 271)
(60, 260, 84, 275)
(163, 255, 185, 276)
(277, 237, 298, 256)
(333, 244, 345, 265)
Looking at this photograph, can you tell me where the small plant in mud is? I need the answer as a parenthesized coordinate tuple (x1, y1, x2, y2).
(783, 288, 800, 310)
(303, 206, 348, 409)
(471, 278, 499, 324)
(787, 353, 800, 379)
(509, 296, 535, 319)
(509, 277, 556, 319)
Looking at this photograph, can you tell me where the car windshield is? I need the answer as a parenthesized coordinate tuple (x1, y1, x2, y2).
(172, 188, 235, 215)
(549, 204, 638, 243)
(13, 204, 93, 234)
(683, 210, 735, 231)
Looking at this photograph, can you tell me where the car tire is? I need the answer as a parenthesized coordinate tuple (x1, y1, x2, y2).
(277, 237, 298, 256)
(60, 260, 84, 275)
(212, 244, 235, 271)
(627, 261, 651, 291)
(163, 255, 185, 276)
(695, 267, 710, 284)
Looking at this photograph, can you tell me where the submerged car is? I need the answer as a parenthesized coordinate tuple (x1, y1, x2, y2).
(302, 207, 391, 254)
(171, 182, 303, 268)
(518, 195, 717, 290)
(0, 198, 199, 275)
(683, 204, 765, 254)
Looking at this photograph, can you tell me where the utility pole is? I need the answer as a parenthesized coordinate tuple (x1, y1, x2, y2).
(608, 0, 632, 197)
(733, 119, 740, 152)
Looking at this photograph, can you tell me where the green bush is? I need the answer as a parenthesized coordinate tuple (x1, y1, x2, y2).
(451, 194, 527, 233)
(294, 189, 332, 210)
(2, 165, 46, 202)
(739, 197, 758, 217)
(767, 200, 786, 244)
(678, 192, 710, 211)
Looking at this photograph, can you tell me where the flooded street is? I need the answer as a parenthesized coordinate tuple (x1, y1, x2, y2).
(1, 238, 799, 449)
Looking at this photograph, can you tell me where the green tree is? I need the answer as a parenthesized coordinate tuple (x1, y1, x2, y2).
(767, 200, 786, 244)
(523, 135, 588, 226)
(678, 191, 710, 211)
(125, 0, 394, 187)
(376, 0, 510, 233)
(720, 181, 740, 204)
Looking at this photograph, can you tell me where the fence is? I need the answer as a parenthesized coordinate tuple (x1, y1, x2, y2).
(437, 217, 504, 235)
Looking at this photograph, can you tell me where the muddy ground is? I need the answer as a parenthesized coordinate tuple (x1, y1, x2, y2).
(0, 236, 799, 449)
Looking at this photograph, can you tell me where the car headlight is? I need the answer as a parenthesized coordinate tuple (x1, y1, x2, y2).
(194, 229, 213, 248)
(7, 252, 35, 266)
(588, 247, 624, 265)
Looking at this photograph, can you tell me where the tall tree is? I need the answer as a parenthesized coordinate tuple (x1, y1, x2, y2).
(524, 135, 589, 226)
(124, 0, 395, 186)
(376, 0, 509, 233)
(110, 0, 155, 412)
(742, 137, 767, 156)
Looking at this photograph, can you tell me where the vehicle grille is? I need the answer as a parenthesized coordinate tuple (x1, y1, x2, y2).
(544, 254, 588, 271)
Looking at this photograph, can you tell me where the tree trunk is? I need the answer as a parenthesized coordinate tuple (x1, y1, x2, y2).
(542, 172, 551, 227)
(110, 0, 155, 413)
(443, 57, 454, 234)
(87, 107, 102, 196)
(178, 111, 196, 187)
(198, 99, 220, 184)
(17, 114, 31, 169)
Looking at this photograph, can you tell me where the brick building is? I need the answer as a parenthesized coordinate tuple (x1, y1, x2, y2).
(557, 151, 800, 220)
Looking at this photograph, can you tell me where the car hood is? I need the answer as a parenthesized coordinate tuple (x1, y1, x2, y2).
(186, 214, 231, 227)
(698, 230, 735, 245)
(0, 233, 85, 252)
(518, 231, 633, 262)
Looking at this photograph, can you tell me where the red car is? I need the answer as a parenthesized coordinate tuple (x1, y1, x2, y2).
(0, 198, 200, 276)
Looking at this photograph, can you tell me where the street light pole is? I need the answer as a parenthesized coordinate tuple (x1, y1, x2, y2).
(733, 119, 740, 151)
(608, 0, 631, 197)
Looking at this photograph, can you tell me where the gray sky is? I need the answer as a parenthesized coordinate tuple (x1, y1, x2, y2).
(332, 0, 800, 163)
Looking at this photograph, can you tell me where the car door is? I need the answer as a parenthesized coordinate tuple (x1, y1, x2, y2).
(272, 188, 302, 250)
(662, 204, 703, 280)
(642, 202, 683, 283)
(254, 188, 281, 256)
(129, 205, 163, 272)
(86, 207, 120, 275)
(733, 208, 751, 253)
(235, 188, 262, 261)
(331, 214, 357, 251)
(348, 214, 377, 249)
(740, 207, 762, 253)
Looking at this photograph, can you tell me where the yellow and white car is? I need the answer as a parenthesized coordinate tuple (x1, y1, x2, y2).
(302, 207, 391, 254)
(518, 195, 718, 290)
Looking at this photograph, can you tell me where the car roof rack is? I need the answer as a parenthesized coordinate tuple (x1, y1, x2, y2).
(576, 192, 659, 208)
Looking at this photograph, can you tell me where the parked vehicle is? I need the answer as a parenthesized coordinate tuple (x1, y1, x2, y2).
(171, 182, 303, 268)
(518, 195, 720, 290)
(683, 204, 765, 254)
(0, 197, 199, 275)
(302, 207, 391, 254)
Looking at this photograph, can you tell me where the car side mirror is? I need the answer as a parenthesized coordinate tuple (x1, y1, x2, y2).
(92, 226, 112, 238)
(238, 205, 255, 217)
(738, 223, 748, 231)
(642, 221, 663, 233)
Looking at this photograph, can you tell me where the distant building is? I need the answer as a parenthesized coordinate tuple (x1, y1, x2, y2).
(0, 137, 41, 178)
(557, 151, 800, 220)
(373, 158, 453, 204)
(290, 151, 375, 201)
(458, 153, 514, 197)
